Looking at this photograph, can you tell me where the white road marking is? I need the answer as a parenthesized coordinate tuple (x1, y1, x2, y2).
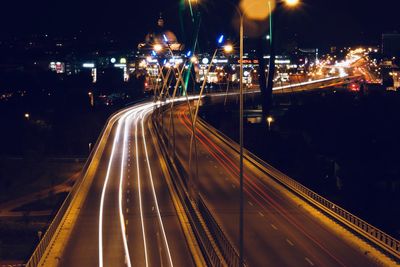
(98, 97, 201, 267)
(305, 257, 314, 266)
(248, 201, 254, 206)
(286, 239, 294, 246)
(258, 212, 264, 217)
(271, 224, 278, 230)
(141, 108, 174, 267)
(135, 114, 149, 267)
(118, 113, 133, 267)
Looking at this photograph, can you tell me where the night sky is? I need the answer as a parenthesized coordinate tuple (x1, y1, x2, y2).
(1, 0, 399, 48)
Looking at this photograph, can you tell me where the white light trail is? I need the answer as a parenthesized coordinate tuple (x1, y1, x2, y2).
(99, 119, 123, 267)
(98, 97, 197, 267)
(135, 111, 149, 267)
(273, 75, 348, 91)
(140, 107, 174, 267)
(119, 112, 134, 267)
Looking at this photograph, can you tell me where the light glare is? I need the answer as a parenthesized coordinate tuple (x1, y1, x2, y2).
(285, 0, 299, 6)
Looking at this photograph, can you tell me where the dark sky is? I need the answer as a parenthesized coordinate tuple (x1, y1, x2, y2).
(1, 0, 399, 48)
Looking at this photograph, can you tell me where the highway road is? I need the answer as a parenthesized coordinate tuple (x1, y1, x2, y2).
(58, 103, 195, 267)
(163, 100, 381, 267)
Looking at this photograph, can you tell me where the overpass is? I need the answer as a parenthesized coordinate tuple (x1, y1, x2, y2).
(25, 77, 400, 266)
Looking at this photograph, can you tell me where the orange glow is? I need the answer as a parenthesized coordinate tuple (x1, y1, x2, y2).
(240, 0, 275, 20)
(153, 44, 163, 52)
(284, 0, 300, 7)
(224, 44, 234, 53)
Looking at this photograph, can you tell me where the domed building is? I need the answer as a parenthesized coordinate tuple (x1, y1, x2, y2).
(138, 14, 184, 53)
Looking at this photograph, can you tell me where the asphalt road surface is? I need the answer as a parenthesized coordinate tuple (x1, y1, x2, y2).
(165, 101, 380, 267)
(59, 103, 194, 267)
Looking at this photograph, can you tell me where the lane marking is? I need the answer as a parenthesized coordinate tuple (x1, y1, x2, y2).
(258, 211, 264, 217)
(141, 108, 174, 267)
(118, 113, 133, 267)
(97, 97, 202, 267)
(248, 201, 254, 206)
(286, 239, 294, 246)
(271, 224, 278, 230)
(305, 257, 314, 266)
(135, 114, 149, 267)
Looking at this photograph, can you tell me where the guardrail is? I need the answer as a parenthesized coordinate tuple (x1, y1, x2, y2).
(197, 197, 242, 267)
(153, 104, 247, 266)
(198, 115, 400, 262)
(25, 105, 132, 266)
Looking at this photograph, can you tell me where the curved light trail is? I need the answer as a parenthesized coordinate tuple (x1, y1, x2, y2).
(135, 110, 149, 267)
(98, 118, 123, 267)
(141, 107, 174, 267)
(98, 98, 199, 267)
(118, 112, 134, 267)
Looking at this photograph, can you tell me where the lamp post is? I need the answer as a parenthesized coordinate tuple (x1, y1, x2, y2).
(188, 35, 235, 201)
(191, 2, 244, 264)
(187, 1, 298, 265)
(238, 12, 245, 267)
(267, 116, 273, 131)
(266, 0, 300, 117)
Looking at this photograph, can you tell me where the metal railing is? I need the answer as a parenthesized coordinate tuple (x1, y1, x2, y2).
(197, 196, 243, 267)
(199, 116, 400, 262)
(155, 100, 245, 266)
(155, 101, 246, 266)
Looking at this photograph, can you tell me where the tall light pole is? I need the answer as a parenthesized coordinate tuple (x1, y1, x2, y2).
(189, 36, 235, 201)
(266, 0, 300, 118)
(238, 12, 245, 267)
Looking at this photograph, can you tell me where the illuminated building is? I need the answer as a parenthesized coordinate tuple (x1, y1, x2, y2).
(137, 14, 184, 53)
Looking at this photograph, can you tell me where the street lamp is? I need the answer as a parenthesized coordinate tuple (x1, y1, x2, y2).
(192, 5, 244, 265)
(284, 0, 300, 7)
(190, 55, 198, 63)
(223, 44, 234, 53)
(266, 0, 300, 118)
(24, 113, 30, 120)
(153, 43, 163, 52)
(267, 116, 274, 130)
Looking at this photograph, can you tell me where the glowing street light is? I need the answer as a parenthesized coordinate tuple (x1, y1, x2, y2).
(218, 34, 225, 44)
(223, 44, 234, 53)
(163, 34, 169, 43)
(190, 56, 198, 63)
(267, 116, 274, 130)
(284, 0, 300, 7)
(24, 113, 30, 119)
(153, 44, 163, 52)
(88, 92, 94, 107)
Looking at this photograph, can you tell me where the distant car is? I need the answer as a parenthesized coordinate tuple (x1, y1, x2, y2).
(348, 83, 360, 92)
